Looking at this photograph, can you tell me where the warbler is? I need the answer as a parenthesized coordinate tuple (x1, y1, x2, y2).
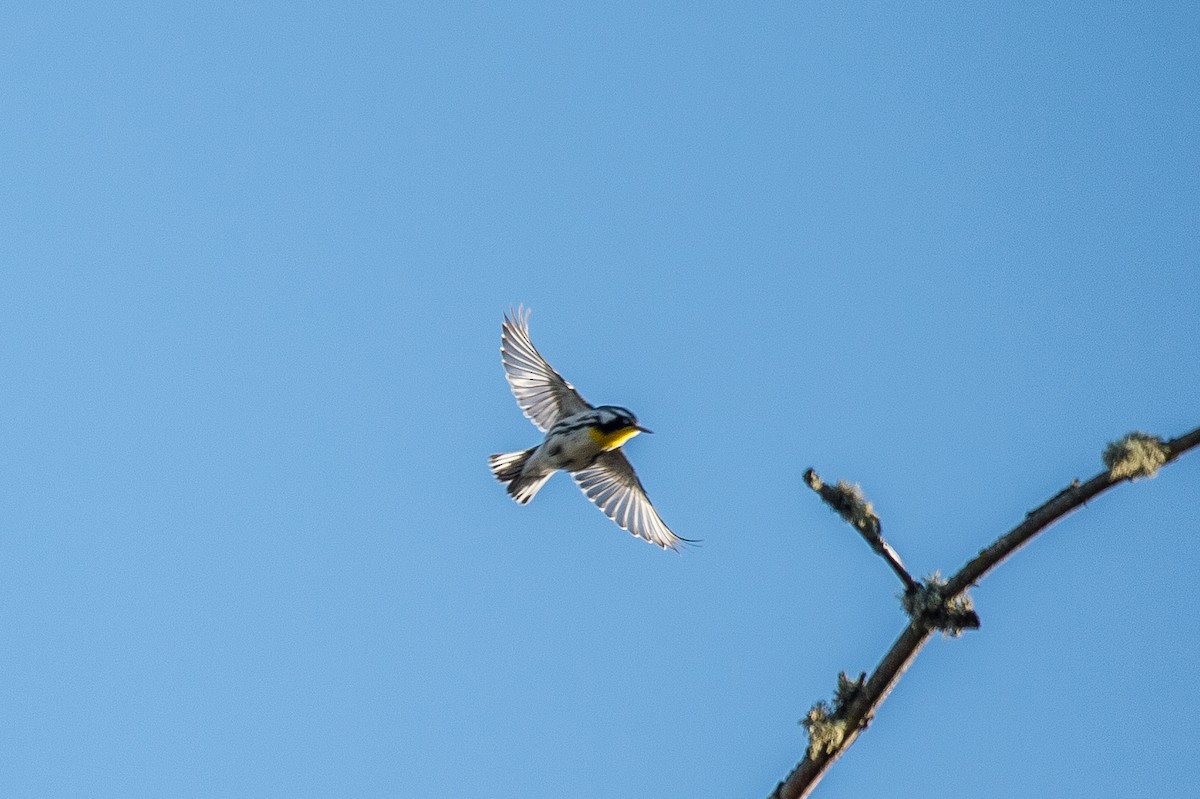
(489, 306, 690, 551)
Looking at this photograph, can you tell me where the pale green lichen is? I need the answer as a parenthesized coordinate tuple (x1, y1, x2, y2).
(802, 702, 846, 759)
(829, 480, 880, 535)
(801, 672, 864, 760)
(901, 572, 979, 637)
(1103, 432, 1168, 480)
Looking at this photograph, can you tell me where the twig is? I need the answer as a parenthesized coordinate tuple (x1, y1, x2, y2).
(802, 469, 919, 593)
(771, 426, 1200, 799)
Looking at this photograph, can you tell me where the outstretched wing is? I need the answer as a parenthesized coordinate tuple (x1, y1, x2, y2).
(501, 306, 591, 431)
(573, 450, 689, 551)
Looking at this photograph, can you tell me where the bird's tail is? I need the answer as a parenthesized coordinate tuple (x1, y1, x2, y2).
(488, 447, 550, 504)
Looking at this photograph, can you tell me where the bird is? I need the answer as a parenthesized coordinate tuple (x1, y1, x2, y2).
(489, 306, 690, 551)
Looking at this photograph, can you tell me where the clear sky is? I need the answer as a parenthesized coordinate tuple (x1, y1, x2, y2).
(3, 3, 1198, 797)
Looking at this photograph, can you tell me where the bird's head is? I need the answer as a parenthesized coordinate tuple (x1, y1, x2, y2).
(589, 405, 652, 450)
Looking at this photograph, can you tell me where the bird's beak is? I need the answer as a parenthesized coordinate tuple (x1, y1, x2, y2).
(636, 425, 654, 434)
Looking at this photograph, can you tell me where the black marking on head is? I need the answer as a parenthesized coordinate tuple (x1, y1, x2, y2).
(593, 405, 638, 434)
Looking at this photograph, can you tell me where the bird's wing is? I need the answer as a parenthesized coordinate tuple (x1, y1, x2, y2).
(572, 450, 688, 551)
(501, 306, 591, 432)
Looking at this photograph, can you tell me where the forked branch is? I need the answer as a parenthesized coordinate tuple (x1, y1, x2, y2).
(771, 426, 1200, 799)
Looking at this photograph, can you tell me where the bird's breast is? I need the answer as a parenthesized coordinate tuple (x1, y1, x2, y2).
(587, 425, 640, 451)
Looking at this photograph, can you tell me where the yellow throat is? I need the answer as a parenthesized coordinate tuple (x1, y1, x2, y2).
(588, 425, 641, 451)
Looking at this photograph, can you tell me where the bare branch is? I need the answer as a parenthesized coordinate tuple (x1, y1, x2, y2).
(772, 426, 1200, 799)
(942, 427, 1195, 598)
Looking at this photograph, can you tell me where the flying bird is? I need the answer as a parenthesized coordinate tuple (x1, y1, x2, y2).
(489, 306, 689, 551)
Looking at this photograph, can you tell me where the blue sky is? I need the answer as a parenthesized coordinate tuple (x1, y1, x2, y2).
(3, 3, 1198, 797)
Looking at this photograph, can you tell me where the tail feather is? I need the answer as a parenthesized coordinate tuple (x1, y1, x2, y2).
(488, 447, 551, 504)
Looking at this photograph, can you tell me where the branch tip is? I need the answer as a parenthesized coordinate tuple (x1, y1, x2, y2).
(804, 468, 918, 591)
(803, 469, 881, 538)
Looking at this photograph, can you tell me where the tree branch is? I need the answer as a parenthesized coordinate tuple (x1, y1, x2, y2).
(802, 469, 919, 593)
(770, 426, 1200, 799)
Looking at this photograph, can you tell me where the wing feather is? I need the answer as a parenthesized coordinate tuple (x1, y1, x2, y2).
(501, 306, 591, 431)
(572, 451, 688, 551)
